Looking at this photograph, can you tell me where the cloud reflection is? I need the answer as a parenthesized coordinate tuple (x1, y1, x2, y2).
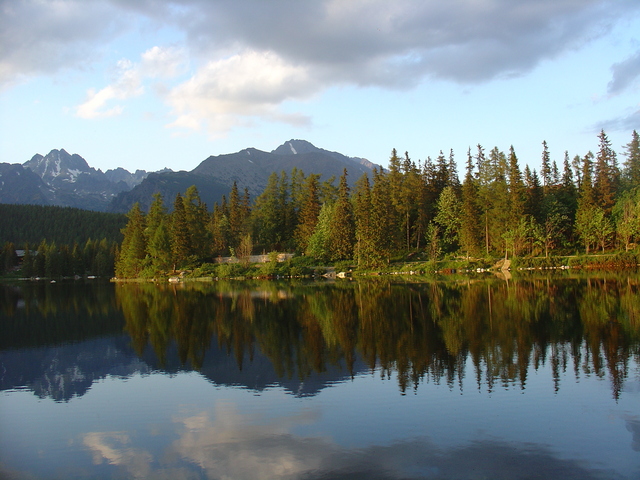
(171, 402, 327, 480)
(81, 401, 623, 480)
(83, 432, 153, 479)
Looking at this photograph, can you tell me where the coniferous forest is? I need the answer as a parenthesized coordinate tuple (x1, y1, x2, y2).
(0, 204, 126, 278)
(113, 130, 640, 279)
(2, 130, 639, 279)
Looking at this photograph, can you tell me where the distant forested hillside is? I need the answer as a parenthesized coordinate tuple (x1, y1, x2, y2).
(0, 204, 126, 246)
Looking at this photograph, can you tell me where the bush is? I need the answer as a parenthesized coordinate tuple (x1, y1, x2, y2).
(333, 260, 354, 272)
(511, 256, 565, 269)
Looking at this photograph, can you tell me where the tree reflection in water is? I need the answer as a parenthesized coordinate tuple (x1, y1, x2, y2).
(114, 275, 640, 399)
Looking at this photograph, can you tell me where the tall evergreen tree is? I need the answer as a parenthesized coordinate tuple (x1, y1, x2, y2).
(306, 202, 334, 262)
(577, 152, 595, 210)
(183, 185, 211, 260)
(507, 145, 526, 221)
(593, 130, 618, 213)
(622, 130, 640, 189)
(294, 174, 321, 253)
(459, 149, 482, 258)
(251, 172, 287, 251)
(209, 203, 231, 255)
(541, 140, 552, 194)
(327, 169, 355, 261)
(524, 166, 544, 222)
(370, 168, 393, 263)
(352, 173, 376, 267)
(434, 186, 462, 253)
(386, 149, 405, 250)
(228, 181, 244, 248)
(170, 193, 191, 269)
(115, 203, 147, 278)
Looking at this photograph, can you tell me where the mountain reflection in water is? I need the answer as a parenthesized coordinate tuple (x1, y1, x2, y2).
(1, 274, 639, 399)
(1, 274, 639, 480)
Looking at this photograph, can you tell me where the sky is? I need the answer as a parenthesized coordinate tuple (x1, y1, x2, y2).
(1, 0, 640, 175)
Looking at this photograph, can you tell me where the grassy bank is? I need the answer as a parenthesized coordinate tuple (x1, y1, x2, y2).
(104, 251, 640, 283)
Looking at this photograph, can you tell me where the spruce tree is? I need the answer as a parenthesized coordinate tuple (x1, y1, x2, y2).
(170, 193, 191, 270)
(622, 130, 640, 189)
(183, 185, 211, 260)
(306, 202, 334, 261)
(115, 203, 147, 278)
(352, 173, 375, 267)
(228, 181, 244, 248)
(593, 130, 619, 214)
(524, 167, 544, 223)
(294, 174, 321, 253)
(251, 172, 287, 250)
(459, 149, 482, 258)
(370, 168, 393, 264)
(541, 140, 552, 194)
(327, 169, 355, 261)
(434, 186, 461, 253)
(507, 146, 526, 221)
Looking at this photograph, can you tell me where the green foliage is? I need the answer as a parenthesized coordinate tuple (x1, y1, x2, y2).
(510, 256, 566, 269)
(0, 204, 125, 246)
(115, 203, 147, 278)
(17, 129, 635, 280)
(306, 202, 334, 262)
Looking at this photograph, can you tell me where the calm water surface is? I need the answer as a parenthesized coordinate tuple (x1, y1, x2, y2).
(0, 274, 639, 479)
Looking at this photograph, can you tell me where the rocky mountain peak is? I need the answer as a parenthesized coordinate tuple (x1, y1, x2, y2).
(24, 149, 93, 183)
(271, 139, 320, 156)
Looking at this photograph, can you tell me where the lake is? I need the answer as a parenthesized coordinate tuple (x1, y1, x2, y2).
(1, 274, 639, 479)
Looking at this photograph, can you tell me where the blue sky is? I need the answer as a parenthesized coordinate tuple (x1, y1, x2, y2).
(1, 0, 639, 174)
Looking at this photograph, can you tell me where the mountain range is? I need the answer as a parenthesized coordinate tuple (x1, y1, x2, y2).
(0, 140, 378, 213)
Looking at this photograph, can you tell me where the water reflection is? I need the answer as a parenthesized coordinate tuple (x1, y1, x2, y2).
(114, 276, 640, 399)
(1, 275, 639, 399)
(1, 275, 639, 480)
(78, 398, 622, 480)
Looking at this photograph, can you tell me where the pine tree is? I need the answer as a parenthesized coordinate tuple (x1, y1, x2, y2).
(228, 181, 245, 248)
(327, 169, 355, 261)
(306, 202, 334, 261)
(251, 172, 287, 250)
(541, 140, 552, 194)
(115, 203, 147, 278)
(294, 174, 321, 253)
(183, 185, 211, 260)
(148, 219, 172, 272)
(578, 152, 595, 210)
(144, 193, 170, 272)
(145, 193, 166, 242)
(593, 130, 618, 214)
(386, 149, 404, 250)
(459, 149, 482, 258)
(524, 167, 544, 223)
(434, 186, 461, 253)
(209, 203, 231, 255)
(370, 168, 393, 263)
(622, 130, 640, 189)
(507, 146, 526, 221)
(352, 173, 376, 267)
(170, 193, 191, 270)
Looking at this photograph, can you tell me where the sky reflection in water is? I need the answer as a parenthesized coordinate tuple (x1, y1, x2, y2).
(0, 276, 639, 479)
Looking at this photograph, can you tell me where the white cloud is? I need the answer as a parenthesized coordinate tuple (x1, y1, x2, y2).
(6, 1, 640, 133)
(141, 46, 187, 78)
(166, 50, 315, 135)
(76, 59, 144, 119)
(75, 46, 186, 119)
